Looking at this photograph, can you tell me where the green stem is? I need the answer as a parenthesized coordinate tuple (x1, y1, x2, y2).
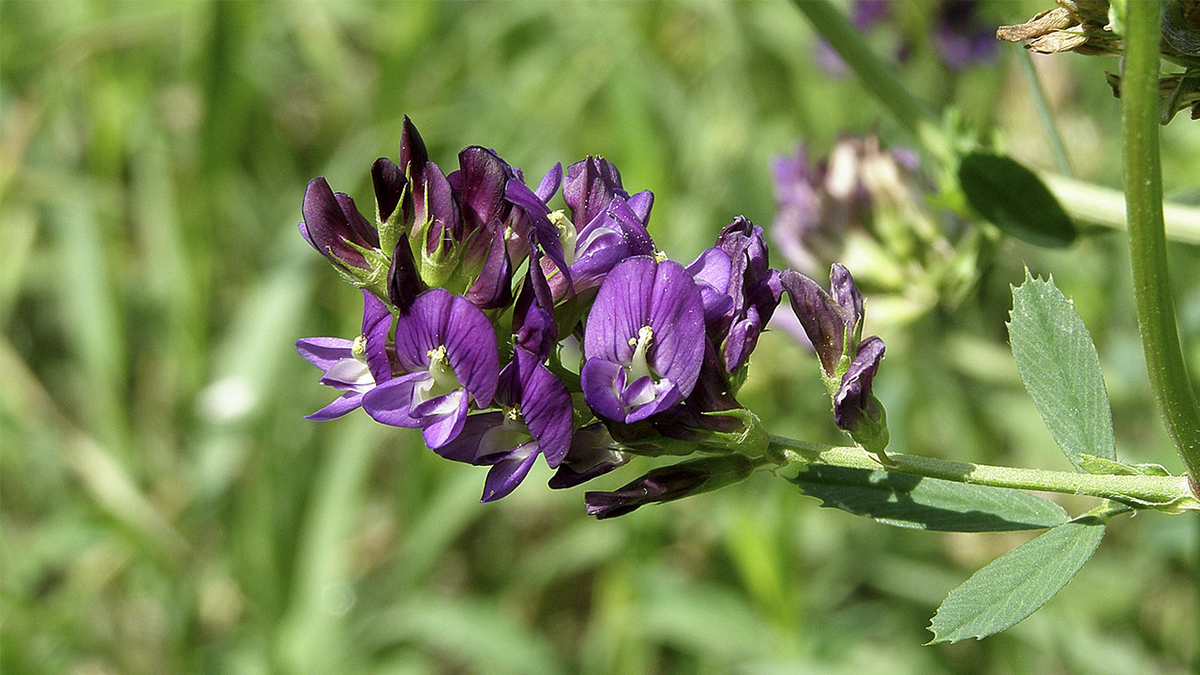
(1040, 173, 1200, 245)
(1122, 1, 1200, 482)
(1019, 50, 1073, 177)
(793, 0, 951, 163)
(769, 436, 1200, 513)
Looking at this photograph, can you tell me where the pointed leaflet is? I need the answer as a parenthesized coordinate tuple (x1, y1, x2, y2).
(791, 465, 1067, 532)
(1008, 273, 1116, 471)
(928, 515, 1106, 643)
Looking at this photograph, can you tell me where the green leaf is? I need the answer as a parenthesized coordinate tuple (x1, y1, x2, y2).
(791, 465, 1068, 532)
(928, 515, 1106, 643)
(959, 152, 1076, 247)
(1009, 273, 1116, 470)
(1075, 454, 1139, 475)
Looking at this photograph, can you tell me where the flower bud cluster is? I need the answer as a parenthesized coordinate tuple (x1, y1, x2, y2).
(296, 117, 888, 515)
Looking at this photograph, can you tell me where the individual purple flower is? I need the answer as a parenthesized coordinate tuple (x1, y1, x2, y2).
(362, 288, 499, 448)
(540, 157, 656, 299)
(300, 177, 381, 272)
(584, 454, 756, 519)
(711, 217, 784, 373)
(581, 256, 706, 424)
(436, 348, 574, 502)
(296, 289, 393, 420)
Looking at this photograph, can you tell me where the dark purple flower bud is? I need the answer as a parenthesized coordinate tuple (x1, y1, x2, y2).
(436, 348, 574, 501)
(296, 289, 393, 420)
(581, 257, 706, 423)
(388, 235, 425, 314)
(563, 157, 626, 228)
(834, 335, 884, 433)
(371, 157, 405, 225)
(399, 115, 429, 178)
(300, 177, 381, 271)
(455, 146, 513, 238)
(414, 159, 461, 258)
(548, 423, 630, 489)
(584, 454, 756, 519)
(779, 264, 862, 379)
(362, 288, 499, 448)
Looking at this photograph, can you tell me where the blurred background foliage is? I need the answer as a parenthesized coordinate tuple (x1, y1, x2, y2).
(2, 1, 1198, 673)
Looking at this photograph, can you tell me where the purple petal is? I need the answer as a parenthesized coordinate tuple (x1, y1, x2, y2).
(564, 157, 625, 227)
(829, 263, 863, 327)
(605, 195, 655, 256)
(416, 160, 462, 254)
(480, 443, 541, 502)
(535, 163, 563, 203)
(296, 337, 354, 371)
(417, 388, 471, 448)
(580, 358, 630, 422)
(505, 179, 572, 287)
(513, 249, 558, 360)
(360, 289, 394, 382)
(835, 335, 885, 431)
(399, 115, 429, 177)
(434, 412, 505, 464)
(511, 349, 573, 467)
(362, 371, 428, 428)
(444, 293, 500, 407)
(686, 247, 735, 325)
(623, 378, 684, 423)
(780, 269, 852, 377)
(301, 177, 373, 269)
(583, 256, 656, 366)
(456, 146, 512, 233)
(464, 226, 514, 310)
(626, 190, 654, 226)
(548, 423, 630, 489)
(643, 261, 705, 392)
(388, 238, 425, 315)
(391, 289, 450, 371)
(305, 391, 364, 421)
(371, 157, 405, 224)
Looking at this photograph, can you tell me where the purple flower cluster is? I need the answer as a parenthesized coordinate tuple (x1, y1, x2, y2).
(296, 117, 885, 514)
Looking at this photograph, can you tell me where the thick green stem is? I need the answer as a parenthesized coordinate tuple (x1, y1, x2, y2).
(1122, 1, 1200, 482)
(769, 436, 1200, 513)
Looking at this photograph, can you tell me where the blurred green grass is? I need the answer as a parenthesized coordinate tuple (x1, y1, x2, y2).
(2, 1, 1197, 674)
